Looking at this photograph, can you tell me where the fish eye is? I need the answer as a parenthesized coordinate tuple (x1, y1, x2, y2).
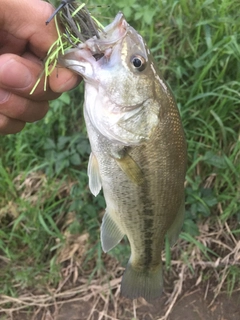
(131, 55, 146, 71)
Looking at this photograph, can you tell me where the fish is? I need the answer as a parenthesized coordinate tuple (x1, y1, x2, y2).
(58, 12, 187, 302)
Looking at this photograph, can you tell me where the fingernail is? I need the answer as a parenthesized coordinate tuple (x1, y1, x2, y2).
(0, 59, 33, 89)
(0, 88, 10, 103)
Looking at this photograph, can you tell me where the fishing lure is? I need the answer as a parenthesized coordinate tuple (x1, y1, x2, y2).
(46, 0, 102, 41)
(46, 0, 75, 25)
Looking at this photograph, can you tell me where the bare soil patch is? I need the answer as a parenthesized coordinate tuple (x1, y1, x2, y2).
(9, 280, 240, 320)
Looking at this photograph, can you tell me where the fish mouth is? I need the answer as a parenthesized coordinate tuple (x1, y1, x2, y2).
(58, 12, 128, 77)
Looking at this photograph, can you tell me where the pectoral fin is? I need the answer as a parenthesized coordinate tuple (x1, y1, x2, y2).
(115, 154, 144, 185)
(87, 153, 102, 196)
(101, 209, 125, 252)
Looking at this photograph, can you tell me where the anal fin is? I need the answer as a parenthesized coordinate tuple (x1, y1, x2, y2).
(87, 153, 102, 196)
(101, 209, 125, 252)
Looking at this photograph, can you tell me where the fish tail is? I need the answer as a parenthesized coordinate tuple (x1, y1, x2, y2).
(120, 260, 163, 302)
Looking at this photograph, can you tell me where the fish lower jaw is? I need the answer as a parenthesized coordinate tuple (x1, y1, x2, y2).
(59, 48, 96, 79)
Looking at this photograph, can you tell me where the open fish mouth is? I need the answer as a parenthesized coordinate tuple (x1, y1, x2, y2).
(45, 0, 129, 61)
(53, 3, 147, 83)
(58, 12, 128, 71)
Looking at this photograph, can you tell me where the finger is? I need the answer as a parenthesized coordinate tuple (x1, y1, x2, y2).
(22, 52, 81, 93)
(0, 53, 80, 99)
(0, 114, 25, 135)
(0, 30, 27, 55)
(0, 88, 49, 123)
(0, 53, 60, 100)
(1, 0, 57, 58)
(48, 66, 82, 93)
(0, 53, 59, 100)
(22, 51, 81, 93)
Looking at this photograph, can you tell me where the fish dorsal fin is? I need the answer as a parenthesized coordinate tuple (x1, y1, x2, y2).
(101, 209, 125, 252)
(115, 154, 144, 185)
(87, 152, 102, 196)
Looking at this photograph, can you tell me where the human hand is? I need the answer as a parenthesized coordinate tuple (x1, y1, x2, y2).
(0, 0, 81, 134)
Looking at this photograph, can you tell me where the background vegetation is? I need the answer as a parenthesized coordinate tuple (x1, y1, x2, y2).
(0, 0, 239, 317)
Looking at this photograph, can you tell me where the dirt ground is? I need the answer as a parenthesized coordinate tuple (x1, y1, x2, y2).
(4, 227, 240, 320)
(12, 282, 239, 320)
(55, 287, 239, 320)
(166, 290, 239, 320)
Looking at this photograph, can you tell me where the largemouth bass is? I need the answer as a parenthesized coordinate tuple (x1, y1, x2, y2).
(59, 13, 187, 302)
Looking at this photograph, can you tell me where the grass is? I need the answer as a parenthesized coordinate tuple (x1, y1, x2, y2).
(0, 0, 240, 318)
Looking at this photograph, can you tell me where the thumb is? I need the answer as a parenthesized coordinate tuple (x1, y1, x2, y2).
(0, 0, 57, 58)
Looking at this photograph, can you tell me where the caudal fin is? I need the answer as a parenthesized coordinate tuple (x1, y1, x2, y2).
(120, 261, 163, 302)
